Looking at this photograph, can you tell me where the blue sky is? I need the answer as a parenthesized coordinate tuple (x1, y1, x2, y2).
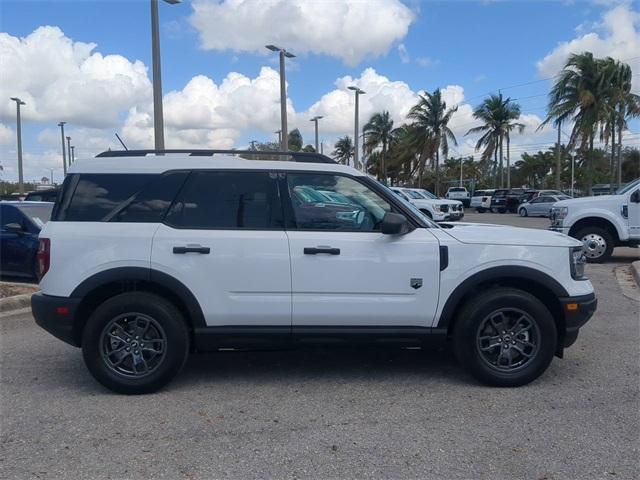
(1, 0, 639, 182)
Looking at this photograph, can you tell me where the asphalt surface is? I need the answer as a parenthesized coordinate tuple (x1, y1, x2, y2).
(1, 213, 639, 480)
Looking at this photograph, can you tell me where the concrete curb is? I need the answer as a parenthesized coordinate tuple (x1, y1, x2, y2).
(0, 293, 33, 313)
(632, 261, 640, 287)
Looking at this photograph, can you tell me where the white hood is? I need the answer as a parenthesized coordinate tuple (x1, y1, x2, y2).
(443, 223, 582, 247)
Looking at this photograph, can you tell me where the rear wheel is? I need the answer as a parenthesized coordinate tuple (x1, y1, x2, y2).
(575, 227, 614, 263)
(82, 292, 189, 394)
(420, 209, 433, 219)
(519, 207, 528, 217)
(476, 207, 485, 213)
(452, 288, 557, 387)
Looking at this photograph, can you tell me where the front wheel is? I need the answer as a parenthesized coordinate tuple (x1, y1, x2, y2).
(420, 209, 433, 219)
(575, 227, 614, 263)
(452, 288, 557, 387)
(519, 207, 528, 217)
(476, 207, 485, 213)
(82, 292, 190, 394)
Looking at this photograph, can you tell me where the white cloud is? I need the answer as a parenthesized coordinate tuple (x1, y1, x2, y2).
(398, 44, 410, 64)
(189, 0, 415, 66)
(0, 26, 151, 127)
(0, 123, 13, 145)
(537, 4, 640, 92)
(415, 56, 439, 68)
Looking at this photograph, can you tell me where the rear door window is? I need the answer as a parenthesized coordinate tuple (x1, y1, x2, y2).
(165, 171, 282, 229)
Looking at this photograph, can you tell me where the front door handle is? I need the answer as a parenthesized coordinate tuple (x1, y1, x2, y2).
(173, 245, 210, 254)
(304, 247, 340, 255)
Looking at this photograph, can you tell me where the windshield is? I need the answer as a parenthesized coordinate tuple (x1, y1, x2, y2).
(403, 189, 424, 199)
(16, 204, 53, 228)
(416, 189, 438, 199)
(449, 188, 465, 192)
(617, 178, 640, 195)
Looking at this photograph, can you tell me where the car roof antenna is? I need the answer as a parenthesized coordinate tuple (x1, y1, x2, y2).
(115, 133, 128, 150)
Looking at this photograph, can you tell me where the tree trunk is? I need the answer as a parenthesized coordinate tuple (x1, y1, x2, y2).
(617, 113, 623, 189)
(499, 133, 504, 188)
(609, 114, 616, 193)
(587, 132, 594, 195)
(492, 144, 498, 188)
(435, 148, 440, 196)
(381, 140, 387, 183)
(417, 149, 425, 188)
(506, 133, 511, 189)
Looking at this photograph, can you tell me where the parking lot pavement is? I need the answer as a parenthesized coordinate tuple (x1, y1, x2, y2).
(1, 266, 639, 477)
(461, 211, 639, 263)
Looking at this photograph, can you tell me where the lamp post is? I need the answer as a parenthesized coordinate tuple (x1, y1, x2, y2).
(57, 122, 67, 175)
(266, 45, 295, 152)
(275, 130, 282, 145)
(70, 146, 75, 164)
(151, 0, 181, 151)
(50, 169, 54, 185)
(10, 97, 26, 194)
(66, 136, 72, 169)
(310, 116, 323, 153)
(347, 86, 365, 168)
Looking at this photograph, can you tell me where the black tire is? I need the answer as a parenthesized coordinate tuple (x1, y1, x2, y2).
(499, 208, 507, 214)
(476, 208, 485, 213)
(519, 207, 528, 217)
(575, 227, 614, 263)
(452, 288, 557, 387)
(82, 292, 189, 394)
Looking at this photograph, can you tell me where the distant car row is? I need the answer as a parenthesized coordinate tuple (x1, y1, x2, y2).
(470, 188, 570, 217)
(390, 187, 464, 222)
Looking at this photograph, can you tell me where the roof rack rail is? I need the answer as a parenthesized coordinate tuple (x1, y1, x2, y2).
(95, 149, 337, 164)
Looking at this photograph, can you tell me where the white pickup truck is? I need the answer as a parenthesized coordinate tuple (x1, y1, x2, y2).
(550, 178, 640, 262)
(445, 187, 471, 207)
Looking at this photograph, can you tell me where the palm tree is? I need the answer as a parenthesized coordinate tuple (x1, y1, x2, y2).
(466, 93, 522, 188)
(540, 52, 612, 194)
(363, 111, 395, 182)
(331, 136, 354, 165)
(600, 57, 640, 190)
(288, 128, 303, 152)
(407, 89, 458, 193)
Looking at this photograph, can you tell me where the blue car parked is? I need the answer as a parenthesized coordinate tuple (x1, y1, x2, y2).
(1, 201, 54, 279)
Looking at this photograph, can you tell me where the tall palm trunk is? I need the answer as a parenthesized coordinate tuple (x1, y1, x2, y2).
(417, 148, 426, 189)
(435, 149, 440, 196)
(609, 114, 616, 193)
(587, 132, 594, 195)
(499, 133, 504, 188)
(506, 133, 511, 189)
(617, 112, 623, 189)
(492, 146, 498, 188)
(381, 140, 387, 183)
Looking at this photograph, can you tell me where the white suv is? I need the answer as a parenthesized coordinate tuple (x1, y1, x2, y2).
(32, 150, 596, 394)
(390, 187, 463, 221)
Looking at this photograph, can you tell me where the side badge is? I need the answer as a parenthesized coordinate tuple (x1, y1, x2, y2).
(410, 278, 423, 290)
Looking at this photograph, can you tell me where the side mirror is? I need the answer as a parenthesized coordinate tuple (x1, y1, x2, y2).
(3, 223, 24, 234)
(381, 212, 410, 235)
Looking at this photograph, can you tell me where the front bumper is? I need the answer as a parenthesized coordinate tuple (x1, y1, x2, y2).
(32, 292, 81, 347)
(559, 292, 597, 348)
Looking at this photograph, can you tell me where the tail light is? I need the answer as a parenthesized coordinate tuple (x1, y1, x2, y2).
(36, 238, 50, 280)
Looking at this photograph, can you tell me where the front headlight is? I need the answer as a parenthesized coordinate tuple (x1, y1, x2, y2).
(570, 247, 587, 280)
(432, 205, 441, 212)
(555, 206, 568, 219)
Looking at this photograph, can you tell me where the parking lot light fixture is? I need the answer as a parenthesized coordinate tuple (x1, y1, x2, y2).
(10, 97, 26, 194)
(266, 45, 295, 151)
(151, 0, 181, 152)
(347, 86, 365, 168)
(310, 116, 323, 153)
(57, 122, 67, 175)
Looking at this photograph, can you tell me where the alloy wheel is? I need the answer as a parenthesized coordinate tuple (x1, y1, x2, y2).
(476, 308, 540, 372)
(100, 313, 167, 378)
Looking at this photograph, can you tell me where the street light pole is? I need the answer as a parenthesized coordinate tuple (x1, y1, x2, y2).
(10, 97, 25, 195)
(151, 0, 181, 152)
(275, 130, 282, 145)
(50, 169, 54, 185)
(310, 116, 323, 153)
(66, 136, 72, 169)
(347, 86, 366, 169)
(71, 146, 75, 164)
(266, 45, 295, 152)
(58, 122, 67, 176)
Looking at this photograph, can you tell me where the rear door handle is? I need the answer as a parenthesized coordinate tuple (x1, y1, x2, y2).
(173, 245, 210, 254)
(304, 247, 340, 255)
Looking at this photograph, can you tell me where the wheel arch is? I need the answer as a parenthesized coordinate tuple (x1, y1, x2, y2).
(568, 216, 622, 244)
(70, 267, 205, 346)
(437, 266, 568, 346)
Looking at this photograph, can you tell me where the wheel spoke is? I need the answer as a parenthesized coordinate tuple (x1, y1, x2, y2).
(511, 343, 533, 358)
(479, 335, 502, 351)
